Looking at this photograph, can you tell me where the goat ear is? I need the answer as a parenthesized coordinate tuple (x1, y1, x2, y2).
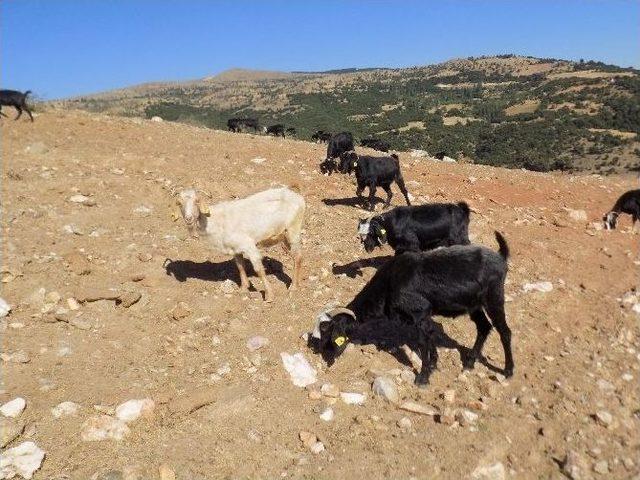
(198, 199, 210, 216)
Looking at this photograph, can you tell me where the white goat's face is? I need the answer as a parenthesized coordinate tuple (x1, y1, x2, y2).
(177, 188, 208, 236)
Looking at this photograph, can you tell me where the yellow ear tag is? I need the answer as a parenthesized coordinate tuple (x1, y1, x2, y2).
(380, 228, 386, 235)
(334, 336, 346, 347)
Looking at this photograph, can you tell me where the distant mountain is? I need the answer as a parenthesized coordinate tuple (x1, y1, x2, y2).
(62, 55, 640, 173)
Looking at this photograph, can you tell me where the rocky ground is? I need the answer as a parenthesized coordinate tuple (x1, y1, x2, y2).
(1, 111, 639, 479)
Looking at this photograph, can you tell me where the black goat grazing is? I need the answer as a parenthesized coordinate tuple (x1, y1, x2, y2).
(603, 189, 640, 232)
(265, 124, 286, 137)
(0, 90, 34, 121)
(360, 137, 390, 152)
(312, 130, 332, 143)
(358, 202, 471, 254)
(310, 232, 513, 386)
(340, 151, 411, 210)
(326, 132, 354, 160)
(285, 127, 297, 137)
(227, 118, 260, 133)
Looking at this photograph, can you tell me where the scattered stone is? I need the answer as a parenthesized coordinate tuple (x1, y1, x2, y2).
(319, 408, 334, 422)
(593, 460, 609, 475)
(320, 383, 340, 398)
(157, 465, 175, 480)
(0, 298, 11, 318)
(219, 279, 236, 294)
(442, 390, 456, 404)
(397, 417, 412, 431)
(0, 417, 24, 448)
(171, 302, 191, 320)
(115, 399, 155, 423)
(471, 462, 506, 480)
(150, 116, 163, 122)
(216, 363, 231, 376)
(596, 379, 615, 393)
(81, 415, 130, 442)
(299, 431, 324, 454)
(372, 376, 399, 404)
(621, 373, 633, 382)
(0, 441, 45, 479)
(67, 298, 81, 310)
(63, 224, 84, 235)
(68, 194, 96, 206)
(399, 401, 437, 416)
(455, 409, 479, 426)
(251, 157, 266, 164)
(438, 407, 456, 425)
(118, 291, 141, 308)
(565, 208, 588, 222)
(51, 401, 80, 418)
(167, 387, 217, 415)
(280, 352, 317, 387)
(137, 252, 152, 262)
(594, 410, 612, 427)
(69, 317, 92, 330)
(133, 205, 152, 214)
(1, 351, 30, 364)
(340, 392, 366, 406)
(0, 398, 26, 418)
(246, 336, 269, 351)
(522, 281, 553, 293)
(563, 450, 588, 480)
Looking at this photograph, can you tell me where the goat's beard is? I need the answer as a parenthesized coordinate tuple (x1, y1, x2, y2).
(184, 214, 204, 238)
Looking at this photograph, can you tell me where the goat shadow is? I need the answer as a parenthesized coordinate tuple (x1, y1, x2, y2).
(322, 196, 387, 209)
(332, 255, 393, 278)
(163, 257, 292, 288)
(310, 316, 505, 376)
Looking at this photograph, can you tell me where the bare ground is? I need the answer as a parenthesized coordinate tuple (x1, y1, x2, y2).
(1, 111, 639, 479)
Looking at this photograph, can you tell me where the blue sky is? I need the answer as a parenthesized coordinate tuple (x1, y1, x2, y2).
(2, 0, 638, 99)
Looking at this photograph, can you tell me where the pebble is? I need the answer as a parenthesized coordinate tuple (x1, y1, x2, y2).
(522, 281, 553, 293)
(471, 462, 506, 480)
(0, 298, 11, 318)
(246, 336, 269, 351)
(621, 373, 633, 382)
(397, 417, 412, 431)
(0, 398, 26, 418)
(1, 351, 30, 364)
(456, 409, 479, 426)
(596, 379, 615, 392)
(51, 401, 80, 418)
(299, 431, 324, 454)
(563, 450, 588, 480)
(115, 399, 155, 423)
(69, 194, 96, 206)
(399, 401, 437, 416)
(372, 376, 399, 404)
(442, 390, 456, 403)
(219, 279, 236, 294)
(340, 392, 366, 405)
(0, 441, 45, 479)
(319, 408, 334, 422)
(593, 460, 609, 475)
(281, 352, 317, 387)
(594, 410, 612, 427)
(171, 302, 191, 320)
(0, 417, 24, 448)
(320, 383, 340, 398)
(438, 407, 456, 425)
(566, 208, 587, 222)
(81, 415, 130, 441)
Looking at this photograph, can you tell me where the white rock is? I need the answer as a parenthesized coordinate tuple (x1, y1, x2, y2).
(397, 417, 412, 431)
(0, 398, 26, 418)
(0, 298, 11, 318)
(309, 441, 325, 454)
(522, 281, 553, 293)
(565, 208, 587, 222)
(133, 205, 152, 214)
(246, 336, 269, 351)
(319, 408, 334, 422)
(471, 462, 506, 480)
(68, 194, 93, 205)
(372, 376, 399, 404)
(595, 410, 612, 427)
(442, 155, 457, 163)
(51, 401, 80, 418)
(633, 303, 640, 315)
(251, 157, 266, 164)
(340, 392, 366, 405)
(280, 352, 317, 387)
(150, 116, 163, 122)
(563, 450, 588, 480)
(81, 415, 130, 441)
(219, 279, 236, 294)
(0, 441, 45, 479)
(399, 401, 437, 416)
(320, 383, 340, 397)
(456, 409, 479, 426)
(410, 149, 429, 158)
(114, 399, 155, 423)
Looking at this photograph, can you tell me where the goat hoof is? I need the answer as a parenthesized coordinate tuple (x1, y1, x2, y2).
(504, 367, 514, 378)
(414, 375, 429, 387)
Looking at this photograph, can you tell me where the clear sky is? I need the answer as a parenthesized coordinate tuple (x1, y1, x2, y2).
(2, 0, 638, 99)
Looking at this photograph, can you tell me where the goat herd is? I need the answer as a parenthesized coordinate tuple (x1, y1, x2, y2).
(177, 122, 640, 388)
(2, 92, 639, 389)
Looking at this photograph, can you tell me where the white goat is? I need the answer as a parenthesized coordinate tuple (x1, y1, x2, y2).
(176, 186, 305, 302)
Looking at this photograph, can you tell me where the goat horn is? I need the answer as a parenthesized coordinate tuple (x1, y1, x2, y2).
(326, 307, 356, 319)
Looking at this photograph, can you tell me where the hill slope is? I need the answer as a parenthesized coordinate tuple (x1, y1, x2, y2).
(62, 55, 640, 173)
(2, 111, 639, 478)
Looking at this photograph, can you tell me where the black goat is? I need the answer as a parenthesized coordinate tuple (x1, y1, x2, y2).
(265, 124, 285, 137)
(358, 202, 471, 254)
(603, 189, 640, 232)
(310, 232, 513, 386)
(227, 118, 260, 133)
(340, 151, 411, 211)
(326, 132, 354, 160)
(360, 138, 390, 152)
(312, 130, 332, 143)
(285, 127, 297, 137)
(0, 90, 34, 121)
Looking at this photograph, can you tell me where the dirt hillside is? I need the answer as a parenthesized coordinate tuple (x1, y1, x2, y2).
(1, 111, 639, 479)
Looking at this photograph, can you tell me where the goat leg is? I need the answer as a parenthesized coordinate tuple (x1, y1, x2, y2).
(234, 255, 250, 290)
(414, 317, 438, 386)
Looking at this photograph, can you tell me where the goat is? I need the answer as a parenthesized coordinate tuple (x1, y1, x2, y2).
(285, 127, 297, 137)
(358, 202, 471, 254)
(265, 124, 286, 137)
(340, 151, 411, 210)
(0, 90, 33, 121)
(312, 130, 332, 143)
(326, 132, 354, 161)
(310, 232, 512, 386)
(176, 186, 305, 302)
(603, 189, 640, 232)
(360, 138, 390, 152)
(227, 118, 260, 133)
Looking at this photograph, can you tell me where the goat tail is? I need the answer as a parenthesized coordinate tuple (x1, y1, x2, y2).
(457, 201, 471, 218)
(494, 231, 510, 261)
(24, 90, 32, 97)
